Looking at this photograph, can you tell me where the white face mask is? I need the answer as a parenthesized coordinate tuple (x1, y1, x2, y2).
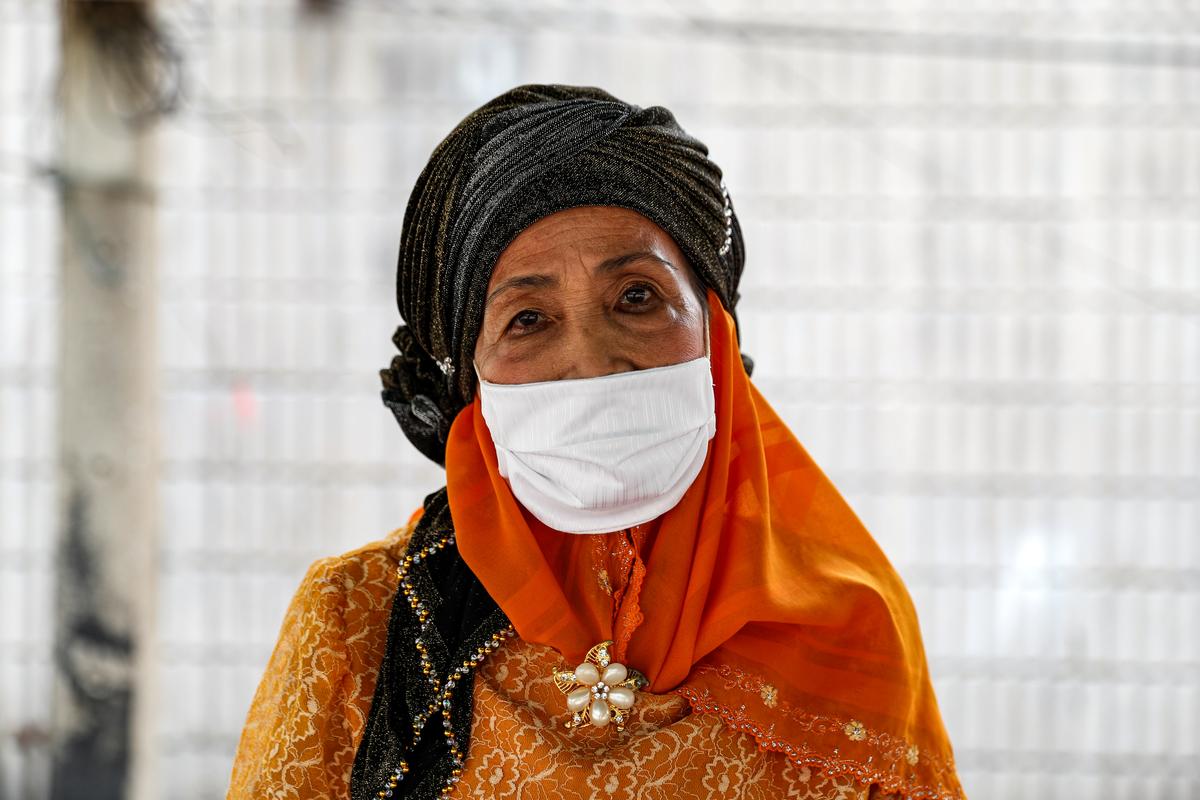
(476, 353, 717, 535)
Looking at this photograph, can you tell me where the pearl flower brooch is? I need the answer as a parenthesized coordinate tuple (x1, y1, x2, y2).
(553, 640, 647, 731)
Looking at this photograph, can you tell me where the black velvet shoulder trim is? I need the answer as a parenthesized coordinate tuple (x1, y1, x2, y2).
(350, 488, 510, 800)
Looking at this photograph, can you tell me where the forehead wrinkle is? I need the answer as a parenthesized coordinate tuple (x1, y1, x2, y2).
(492, 249, 676, 303)
(485, 273, 558, 307)
(486, 220, 682, 310)
(594, 249, 679, 276)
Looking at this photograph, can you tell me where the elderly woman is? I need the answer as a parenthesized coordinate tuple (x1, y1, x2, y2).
(228, 84, 966, 800)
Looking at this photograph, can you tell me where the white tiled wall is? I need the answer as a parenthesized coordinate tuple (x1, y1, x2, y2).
(2, 2, 1197, 798)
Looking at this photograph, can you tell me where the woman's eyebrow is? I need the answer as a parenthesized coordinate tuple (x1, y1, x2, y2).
(486, 273, 557, 307)
(486, 251, 678, 309)
(594, 250, 678, 275)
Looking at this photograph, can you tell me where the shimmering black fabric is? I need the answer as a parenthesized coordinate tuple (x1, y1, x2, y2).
(380, 83, 750, 465)
(349, 489, 509, 800)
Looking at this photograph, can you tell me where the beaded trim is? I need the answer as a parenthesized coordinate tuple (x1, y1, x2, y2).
(396, 532, 456, 739)
(363, 528, 458, 800)
(351, 488, 512, 800)
(676, 669, 963, 800)
(431, 622, 516, 797)
(372, 762, 410, 799)
(687, 663, 956, 779)
(373, 528, 516, 800)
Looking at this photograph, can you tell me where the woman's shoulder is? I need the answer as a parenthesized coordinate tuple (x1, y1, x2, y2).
(295, 519, 417, 608)
(227, 519, 419, 798)
(268, 518, 419, 686)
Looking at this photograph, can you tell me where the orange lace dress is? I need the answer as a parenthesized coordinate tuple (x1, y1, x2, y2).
(227, 523, 902, 800)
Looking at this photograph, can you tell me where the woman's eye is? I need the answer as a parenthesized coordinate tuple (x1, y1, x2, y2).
(509, 309, 544, 333)
(620, 284, 654, 307)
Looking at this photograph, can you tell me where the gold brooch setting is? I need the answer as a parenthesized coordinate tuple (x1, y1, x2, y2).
(553, 640, 647, 731)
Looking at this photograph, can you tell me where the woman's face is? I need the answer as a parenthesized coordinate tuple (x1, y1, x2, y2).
(474, 206, 707, 385)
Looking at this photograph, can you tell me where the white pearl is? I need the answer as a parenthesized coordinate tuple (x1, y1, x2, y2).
(601, 663, 627, 685)
(567, 686, 592, 712)
(607, 686, 635, 709)
(574, 663, 600, 685)
(589, 698, 611, 727)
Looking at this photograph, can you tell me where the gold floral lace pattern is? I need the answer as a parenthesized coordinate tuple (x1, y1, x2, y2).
(226, 524, 414, 799)
(449, 635, 899, 800)
(680, 663, 961, 800)
(229, 524, 918, 800)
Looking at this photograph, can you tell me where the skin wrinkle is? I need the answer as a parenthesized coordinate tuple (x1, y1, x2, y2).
(485, 250, 683, 307)
(474, 206, 707, 385)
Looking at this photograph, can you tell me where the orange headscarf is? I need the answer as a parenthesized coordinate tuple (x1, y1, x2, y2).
(446, 289, 965, 800)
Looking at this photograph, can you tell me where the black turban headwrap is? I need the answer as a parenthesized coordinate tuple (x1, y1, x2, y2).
(380, 83, 750, 465)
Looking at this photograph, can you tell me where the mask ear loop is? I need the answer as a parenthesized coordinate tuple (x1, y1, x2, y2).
(703, 308, 712, 359)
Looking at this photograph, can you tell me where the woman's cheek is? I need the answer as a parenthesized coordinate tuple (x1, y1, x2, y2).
(625, 320, 702, 364)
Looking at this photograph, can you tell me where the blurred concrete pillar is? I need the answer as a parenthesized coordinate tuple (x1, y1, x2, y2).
(51, 2, 162, 799)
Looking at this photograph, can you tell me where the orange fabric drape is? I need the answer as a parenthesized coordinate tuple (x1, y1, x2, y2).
(445, 289, 966, 799)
